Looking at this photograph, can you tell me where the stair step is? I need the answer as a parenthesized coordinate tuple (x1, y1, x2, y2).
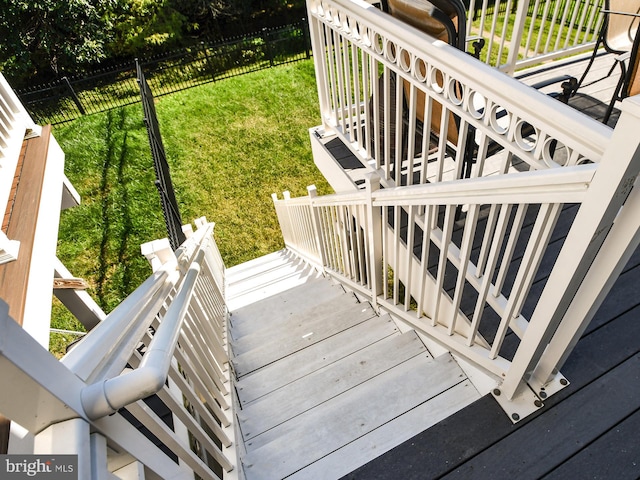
(238, 330, 429, 441)
(225, 250, 322, 311)
(232, 302, 377, 377)
(229, 277, 348, 338)
(226, 250, 297, 282)
(230, 289, 359, 352)
(235, 314, 399, 406)
(241, 354, 470, 479)
(286, 379, 479, 480)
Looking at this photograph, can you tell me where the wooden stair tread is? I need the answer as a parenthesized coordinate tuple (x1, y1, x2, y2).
(241, 354, 472, 479)
(235, 314, 399, 405)
(231, 287, 359, 352)
(232, 302, 377, 377)
(238, 330, 429, 440)
(229, 277, 349, 339)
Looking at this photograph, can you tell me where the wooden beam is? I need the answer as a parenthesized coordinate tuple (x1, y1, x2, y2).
(0, 126, 51, 453)
(53, 278, 89, 290)
(0, 126, 51, 325)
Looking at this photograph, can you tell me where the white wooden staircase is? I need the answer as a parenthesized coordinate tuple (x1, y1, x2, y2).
(226, 250, 481, 479)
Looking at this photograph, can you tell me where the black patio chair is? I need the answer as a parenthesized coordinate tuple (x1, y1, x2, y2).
(573, 0, 640, 97)
(600, 10, 640, 123)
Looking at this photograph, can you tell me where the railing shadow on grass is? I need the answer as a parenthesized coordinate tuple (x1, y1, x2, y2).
(15, 20, 312, 126)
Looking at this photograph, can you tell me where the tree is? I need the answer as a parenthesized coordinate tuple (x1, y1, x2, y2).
(108, 0, 189, 57)
(0, 0, 120, 85)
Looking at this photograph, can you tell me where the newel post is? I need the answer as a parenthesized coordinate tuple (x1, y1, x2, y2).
(365, 173, 383, 309)
(500, 97, 640, 401)
(527, 97, 640, 393)
(307, 185, 327, 269)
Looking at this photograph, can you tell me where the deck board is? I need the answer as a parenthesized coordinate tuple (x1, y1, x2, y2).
(236, 314, 400, 405)
(232, 302, 377, 376)
(238, 329, 429, 441)
(0, 127, 51, 325)
(441, 354, 640, 480)
(541, 408, 640, 480)
(289, 380, 479, 480)
(242, 354, 469, 479)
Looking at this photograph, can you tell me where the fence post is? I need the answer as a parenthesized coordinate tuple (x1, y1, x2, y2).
(302, 18, 311, 59)
(62, 77, 86, 115)
(200, 41, 216, 82)
(365, 173, 382, 309)
(263, 28, 275, 67)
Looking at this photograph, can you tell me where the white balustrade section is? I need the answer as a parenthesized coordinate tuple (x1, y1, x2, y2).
(273, 97, 640, 420)
(1, 219, 236, 479)
(308, 0, 610, 194)
(467, 0, 604, 73)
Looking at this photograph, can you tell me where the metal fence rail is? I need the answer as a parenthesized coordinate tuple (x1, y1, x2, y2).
(15, 21, 311, 125)
(467, 0, 603, 73)
(137, 60, 187, 252)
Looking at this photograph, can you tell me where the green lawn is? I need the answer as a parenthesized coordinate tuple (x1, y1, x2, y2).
(50, 59, 331, 354)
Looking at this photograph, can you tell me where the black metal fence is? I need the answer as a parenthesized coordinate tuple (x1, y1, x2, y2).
(137, 60, 187, 251)
(16, 21, 311, 125)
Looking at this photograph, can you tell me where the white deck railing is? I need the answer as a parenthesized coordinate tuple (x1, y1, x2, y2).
(276, 63, 640, 423)
(0, 219, 237, 479)
(294, 0, 640, 419)
(468, 0, 604, 73)
(308, 0, 609, 194)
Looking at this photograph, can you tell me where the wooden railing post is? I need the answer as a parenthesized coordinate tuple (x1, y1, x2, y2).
(501, 96, 640, 401)
(365, 173, 383, 309)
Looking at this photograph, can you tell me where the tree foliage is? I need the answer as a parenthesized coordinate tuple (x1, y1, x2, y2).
(0, 0, 306, 87)
(0, 0, 119, 84)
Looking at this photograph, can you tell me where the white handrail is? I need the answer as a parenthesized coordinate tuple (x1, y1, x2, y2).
(274, 95, 640, 419)
(61, 267, 177, 382)
(81, 250, 204, 419)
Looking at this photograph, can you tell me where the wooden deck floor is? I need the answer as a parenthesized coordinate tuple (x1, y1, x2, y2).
(343, 52, 640, 480)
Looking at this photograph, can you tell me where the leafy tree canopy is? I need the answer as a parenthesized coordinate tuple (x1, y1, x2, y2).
(0, 0, 120, 84)
(0, 0, 306, 87)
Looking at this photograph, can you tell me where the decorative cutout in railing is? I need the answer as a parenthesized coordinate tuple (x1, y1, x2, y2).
(308, 0, 611, 191)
